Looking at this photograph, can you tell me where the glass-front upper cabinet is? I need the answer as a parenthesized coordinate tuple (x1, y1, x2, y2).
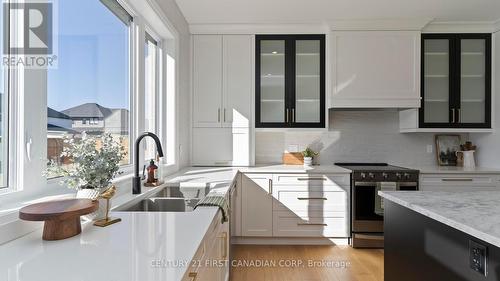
(420, 34, 491, 128)
(256, 35, 325, 128)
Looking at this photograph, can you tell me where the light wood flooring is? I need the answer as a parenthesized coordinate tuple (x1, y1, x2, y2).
(230, 245, 384, 281)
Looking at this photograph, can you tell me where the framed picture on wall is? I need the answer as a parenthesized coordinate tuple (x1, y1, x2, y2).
(435, 134, 461, 166)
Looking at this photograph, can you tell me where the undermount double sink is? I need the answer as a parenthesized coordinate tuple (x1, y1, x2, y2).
(115, 186, 208, 213)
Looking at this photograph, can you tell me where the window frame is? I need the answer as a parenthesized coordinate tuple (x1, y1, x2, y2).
(143, 29, 161, 161)
(0, 0, 180, 200)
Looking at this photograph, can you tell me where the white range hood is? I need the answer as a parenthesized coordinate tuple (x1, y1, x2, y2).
(329, 30, 422, 109)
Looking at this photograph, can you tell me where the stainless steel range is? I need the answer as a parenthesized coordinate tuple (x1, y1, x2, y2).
(335, 163, 419, 248)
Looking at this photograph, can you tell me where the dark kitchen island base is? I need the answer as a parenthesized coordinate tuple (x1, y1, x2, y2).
(384, 200, 500, 281)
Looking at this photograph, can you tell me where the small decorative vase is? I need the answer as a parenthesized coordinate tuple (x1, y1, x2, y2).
(303, 157, 313, 166)
(462, 150, 476, 168)
(76, 188, 105, 221)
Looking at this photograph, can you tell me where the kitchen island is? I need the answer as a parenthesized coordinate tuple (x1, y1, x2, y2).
(380, 190, 500, 281)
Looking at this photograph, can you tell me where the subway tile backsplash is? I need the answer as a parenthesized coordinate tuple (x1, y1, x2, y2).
(256, 111, 468, 167)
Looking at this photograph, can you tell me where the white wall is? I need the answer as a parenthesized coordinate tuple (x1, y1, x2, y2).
(256, 110, 468, 167)
(155, 0, 191, 168)
(470, 31, 500, 168)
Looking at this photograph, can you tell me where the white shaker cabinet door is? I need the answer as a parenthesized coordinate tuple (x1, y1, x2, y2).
(330, 31, 421, 108)
(222, 35, 253, 128)
(241, 174, 273, 236)
(192, 128, 232, 166)
(193, 35, 223, 127)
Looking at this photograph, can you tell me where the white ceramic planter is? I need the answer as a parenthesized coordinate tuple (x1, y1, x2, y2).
(76, 188, 105, 221)
(303, 157, 313, 166)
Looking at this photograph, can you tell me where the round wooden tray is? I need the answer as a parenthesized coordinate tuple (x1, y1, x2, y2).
(19, 199, 99, 241)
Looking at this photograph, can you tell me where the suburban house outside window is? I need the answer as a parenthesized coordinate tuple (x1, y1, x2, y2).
(46, 0, 132, 177)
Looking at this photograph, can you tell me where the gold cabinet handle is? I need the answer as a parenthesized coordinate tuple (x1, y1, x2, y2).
(457, 108, 461, 123)
(297, 177, 326, 181)
(188, 272, 197, 281)
(285, 108, 289, 123)
(297, 197, 327, 200)
(291, 108, 295, 123)
(218, 232, 228, 259)
(442, 178, 473, 182)
(268, 179, 273, 194)
(297, 223, 328, 226)
(451, 108, 455, 123)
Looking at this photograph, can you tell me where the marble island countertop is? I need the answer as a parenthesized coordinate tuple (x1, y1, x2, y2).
(379, 190, 500, 248)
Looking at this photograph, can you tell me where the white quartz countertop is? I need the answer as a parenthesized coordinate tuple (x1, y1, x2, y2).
(409, 165, 500, 174)
(0, 166, 240, 281)
(0, 165, 350, 281)
(240, 164, 352, 174)
(379, 190, 500, 248)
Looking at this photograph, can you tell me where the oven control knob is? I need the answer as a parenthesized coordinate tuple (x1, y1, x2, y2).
(382, 173, 389, 180)
(396, 173, 402, 180)
(360, 172, 367, 179)
(368, 173, 375, 179)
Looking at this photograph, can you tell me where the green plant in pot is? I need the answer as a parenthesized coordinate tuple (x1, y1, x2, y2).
(45, 133, 125, 219)
(302, 147, 319, 166)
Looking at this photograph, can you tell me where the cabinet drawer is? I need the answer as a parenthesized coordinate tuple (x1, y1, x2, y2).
(273, 191, 347, 212)
(182, 239, 206, 280)
(272, 212, 348, 237)
(420, 174, 498, 187)
(273, 174, 350, 186)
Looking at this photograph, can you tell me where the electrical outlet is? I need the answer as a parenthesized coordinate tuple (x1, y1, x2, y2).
(426, 145, 433, 154)
(469, 240, 488, 276)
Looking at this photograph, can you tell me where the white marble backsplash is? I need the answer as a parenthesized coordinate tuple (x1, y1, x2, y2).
(256, 110, 468, 167)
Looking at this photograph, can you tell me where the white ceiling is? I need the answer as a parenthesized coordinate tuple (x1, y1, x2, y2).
(174, 0, 500, 24)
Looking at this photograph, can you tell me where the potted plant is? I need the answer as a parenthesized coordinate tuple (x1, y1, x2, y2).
(46, 133, 125, 219)
(302, 147, 319, 166)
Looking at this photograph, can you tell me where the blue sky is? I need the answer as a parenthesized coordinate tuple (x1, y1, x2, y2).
(48, 0, 129, 112)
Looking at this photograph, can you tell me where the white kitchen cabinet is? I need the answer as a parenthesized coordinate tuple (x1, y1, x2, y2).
(192, 127, 250, 166)
(192, 34, 253, 166)
(192, 128, 232, 166)
(240, 172, 351, 239)
(193, 34, 253, 128)
(241, 174, 273, 236)
(193, 35, 223, 127)
(419, 173, 500, 191)
(271, 175, 350, 238)
(330, 31, 420, 108)
(222, 35, 253, 128)
(182, 211, 229, 281)
(231, 174, 242, 236)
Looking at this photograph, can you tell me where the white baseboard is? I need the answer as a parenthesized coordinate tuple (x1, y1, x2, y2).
(231, 237, 350, 246)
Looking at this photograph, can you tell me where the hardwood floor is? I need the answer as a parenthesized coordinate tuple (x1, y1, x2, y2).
(230, 245, 384, 281)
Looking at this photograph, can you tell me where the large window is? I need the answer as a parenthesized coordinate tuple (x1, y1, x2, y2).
(46, 0, 132, 175)
(144, 32, 159, 161)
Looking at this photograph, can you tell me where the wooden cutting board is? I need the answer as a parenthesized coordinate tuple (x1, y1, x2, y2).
(283, 152, 304, 165)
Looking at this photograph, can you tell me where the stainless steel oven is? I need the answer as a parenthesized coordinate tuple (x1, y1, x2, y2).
(336, 163, 419, 248)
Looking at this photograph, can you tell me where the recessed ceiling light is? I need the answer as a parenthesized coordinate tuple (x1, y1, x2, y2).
(272, 51, 278, 54)
(266, 73, 272, 76)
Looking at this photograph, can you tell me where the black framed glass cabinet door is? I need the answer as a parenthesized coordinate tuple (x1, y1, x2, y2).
(255, 34, 325, 128)
(420, 33, 491, 129)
